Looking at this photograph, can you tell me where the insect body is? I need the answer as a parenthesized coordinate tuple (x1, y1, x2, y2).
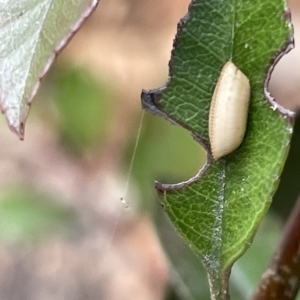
(209, 61, 250, 160)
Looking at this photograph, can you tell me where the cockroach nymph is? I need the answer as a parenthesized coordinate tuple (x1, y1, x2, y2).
(209, 61, 250, 160)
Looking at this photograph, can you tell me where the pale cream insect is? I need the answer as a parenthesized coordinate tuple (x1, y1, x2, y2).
(209, 61, 250, 160)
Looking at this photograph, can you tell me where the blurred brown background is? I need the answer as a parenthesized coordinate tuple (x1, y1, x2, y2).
(0, 0, 299, 299)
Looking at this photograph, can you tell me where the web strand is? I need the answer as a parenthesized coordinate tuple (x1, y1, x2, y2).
(121, 110, 145, 208)
(98, 110, 145, 266)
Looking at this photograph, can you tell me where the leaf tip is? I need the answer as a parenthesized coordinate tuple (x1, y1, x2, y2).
(5, 108, 25, 140)
(8, 122, 25, 140)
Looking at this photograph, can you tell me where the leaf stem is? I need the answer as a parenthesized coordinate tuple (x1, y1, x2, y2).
(208, 268, 231, 300)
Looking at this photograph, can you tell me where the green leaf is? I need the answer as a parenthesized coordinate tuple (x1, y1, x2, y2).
(142, 0, 294, 298)
(0, 0, 98, 138)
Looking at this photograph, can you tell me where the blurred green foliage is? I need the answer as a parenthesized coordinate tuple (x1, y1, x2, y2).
(0, 188, 76, 244)
(53, 66, 113, 155)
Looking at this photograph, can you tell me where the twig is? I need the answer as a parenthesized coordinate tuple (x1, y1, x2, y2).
(251, 195, 300, 300)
